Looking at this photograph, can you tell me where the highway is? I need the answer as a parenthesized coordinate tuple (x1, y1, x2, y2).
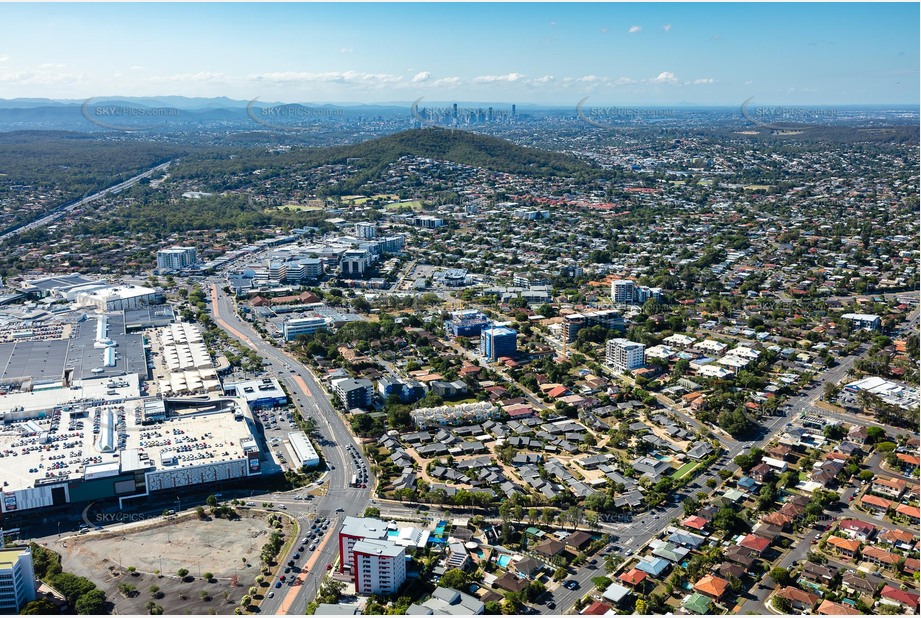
(0, 160, 172, 243)
(208, 283, 372, 614)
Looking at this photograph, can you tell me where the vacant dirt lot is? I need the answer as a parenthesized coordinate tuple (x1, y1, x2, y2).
(53, 511, 293, 615)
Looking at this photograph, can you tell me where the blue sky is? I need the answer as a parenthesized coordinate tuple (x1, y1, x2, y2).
(1, 3, 917, 105)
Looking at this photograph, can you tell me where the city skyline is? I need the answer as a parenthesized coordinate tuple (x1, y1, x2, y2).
(1, 2, 918, 106)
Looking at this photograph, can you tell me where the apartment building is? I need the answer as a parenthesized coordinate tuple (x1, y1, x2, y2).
(353, 539, 407, 595)
(0, 547, 36, 613)
(606, 338, 646, 372)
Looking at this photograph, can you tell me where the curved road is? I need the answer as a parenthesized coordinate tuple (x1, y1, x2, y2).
(209, 284, 372, 614)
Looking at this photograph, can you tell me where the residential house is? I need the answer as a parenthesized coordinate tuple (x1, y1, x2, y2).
(880, 585, 920, 612)
(838, 519, 877, 542)
(533, 538, 566, 560)
(580, 601, 613, 616)
(564, 531, 593, 553)
(825, 536, 861, 560)
(681, 516, 709, 532)
(761, 511, 793, 530)
(693, 574, 730, 601)
(878, 528, 917, 551)
(859, 494, 892, 514)
(798, 562, 836, 587)
(682, 593, 712, 615)
(750, 462, 773, 483)
(635, 557, 671, 578)
(724, 546, 757, 571)
(492, 573, 527, 593)
(840, 572, 881, 597)
(738, 534, 771, 557)
(871, 477, 907, 500)
(601, 582, 632, 605)
(716, 562, 745, 581)
(861, 546, 901, 569)
(773, 587, 820, 612)
(652, 542, 690, 564)
(668, 531, 706, 550)
(618, 568, 648, 591)
(816, 600, 861, 615)
(895, 503, 921, 523)
(512, 557, 544, 580)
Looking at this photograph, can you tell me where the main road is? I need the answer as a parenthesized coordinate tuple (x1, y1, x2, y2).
(209, 283, 372, 614)
(0, 160, 172, 243)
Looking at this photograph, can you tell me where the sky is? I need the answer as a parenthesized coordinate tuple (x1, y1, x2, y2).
(0, 2, 918, 106)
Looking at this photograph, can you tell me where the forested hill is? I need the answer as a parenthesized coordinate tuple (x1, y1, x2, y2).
(171, 127, 603, 192)
(330, 127, 597, 178)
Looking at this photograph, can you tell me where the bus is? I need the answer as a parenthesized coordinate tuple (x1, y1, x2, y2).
(350, 474, 358, 487)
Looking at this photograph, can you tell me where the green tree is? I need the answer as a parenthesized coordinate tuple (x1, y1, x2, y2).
(439, 569, 469, 590)
(74, 589, 107, 615)
(592, 576, 612, 590)
(19, 598, 59, 615)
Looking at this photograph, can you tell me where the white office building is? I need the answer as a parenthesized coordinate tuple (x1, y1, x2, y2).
(606, 338, 646, 372)
(283, 316, 330, 341)
(0, 547, 36, 613)
(352, 539, 406, 595)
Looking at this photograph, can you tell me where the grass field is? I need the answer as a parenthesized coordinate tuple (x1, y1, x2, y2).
(671, 461, 700, 480)
(384, 200, 423, 210)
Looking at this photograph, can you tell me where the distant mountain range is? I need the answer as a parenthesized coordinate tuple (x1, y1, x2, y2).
(0, 96, 915, 134)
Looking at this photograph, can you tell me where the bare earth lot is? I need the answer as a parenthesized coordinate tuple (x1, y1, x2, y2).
(53, 512, 287, 615)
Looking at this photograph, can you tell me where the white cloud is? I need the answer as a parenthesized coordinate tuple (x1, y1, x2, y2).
(130, 65, 144, 71)
(248, 70, 405, 89)
(431, 76, 462, 88)
(692, 78, 715, 85)
(149, 71, 225, 84)
(531, 75, 555, 85)
(0, 68, 84, 86)
(0, 55, 10, 63)
(653, 71, 679, 84)
(472, 72, 526, 83)
(628, 25, 642, 33)
(662, 24, 672, 32)
(340, 48, 354, 54)
(412, 71, 431, 83)
(600, 27, 609, 33)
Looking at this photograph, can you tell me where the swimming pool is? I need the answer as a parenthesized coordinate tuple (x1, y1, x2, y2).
(653, 453, 673, 462)
(497, 555, 512, 568)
